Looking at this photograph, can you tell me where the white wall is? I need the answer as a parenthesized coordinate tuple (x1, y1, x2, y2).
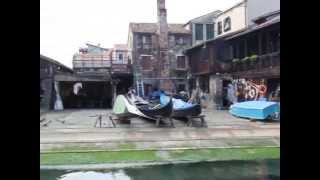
(215, 2, 246, 38)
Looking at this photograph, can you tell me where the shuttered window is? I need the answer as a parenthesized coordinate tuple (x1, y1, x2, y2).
(177, 56, 186, 69)
(141, 56, 152, 70)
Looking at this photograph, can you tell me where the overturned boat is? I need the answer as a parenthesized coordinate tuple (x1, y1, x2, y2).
(137, 97, 173, 118)
(229, 101, 280, 120)
(160, 95, 201, 118)
(112, 95, 156, 120)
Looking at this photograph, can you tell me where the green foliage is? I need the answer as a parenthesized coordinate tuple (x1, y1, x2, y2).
(232, 58, 240, 64)
(249, 55, 258, 62)
(241, 57, 250, 63)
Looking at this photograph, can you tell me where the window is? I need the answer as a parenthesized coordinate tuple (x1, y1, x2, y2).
(206, 24, 214, 39)
(217, 22, 222, 35)
(177, 56, 186, 69)
(142, 35, 151, 44)
(169, 35, 175, 46)
(137, 35, 142, 48)
(140, 55, 152, 70)
(175, 36, 184, 45)
(223, 17, 231, 32)
(142, 35, 152, 49)
(118, 54, 123, 61)
(178, 84, 186, 92)
(195, 24, 203, 40)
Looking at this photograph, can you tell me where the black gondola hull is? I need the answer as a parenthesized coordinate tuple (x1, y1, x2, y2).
(172, 104, 201, 118)
(138, 99, 173, 118)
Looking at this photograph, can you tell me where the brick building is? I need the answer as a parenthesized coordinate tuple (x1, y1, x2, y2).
(127, 0, 191, 97)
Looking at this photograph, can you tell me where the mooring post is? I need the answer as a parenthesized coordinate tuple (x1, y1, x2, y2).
(170, 116, 175, 128)
(187, 116, 192, 127)
(156, 117, 161, 127)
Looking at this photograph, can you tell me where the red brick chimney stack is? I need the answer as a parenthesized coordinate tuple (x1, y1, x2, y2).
(157, 0, 174, 93)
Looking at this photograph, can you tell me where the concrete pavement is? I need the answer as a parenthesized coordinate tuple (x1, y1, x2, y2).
(40, 108, 280, 153)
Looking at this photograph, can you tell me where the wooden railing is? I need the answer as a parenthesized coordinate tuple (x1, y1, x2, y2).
(230, 51, 280, 72)
(73, 60, 111, 68)
(74, 64, 132, 75)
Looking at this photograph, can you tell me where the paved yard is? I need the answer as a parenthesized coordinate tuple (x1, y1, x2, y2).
(40, 108, 280, 152)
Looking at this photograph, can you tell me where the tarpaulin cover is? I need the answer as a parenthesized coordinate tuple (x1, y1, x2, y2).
(160, 94, 193, 110)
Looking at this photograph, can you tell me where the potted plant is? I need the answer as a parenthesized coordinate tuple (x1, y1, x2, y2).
(249, 54, 258, 68)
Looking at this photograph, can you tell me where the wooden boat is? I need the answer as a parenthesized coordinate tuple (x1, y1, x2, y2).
(137, 97, 173, 118)
(160, 95, 201, 118)
(171, 103, 201, 118)
(229, 101, 280, 120)
(112, 95, 156, 120)
(127, 94, 149, 106)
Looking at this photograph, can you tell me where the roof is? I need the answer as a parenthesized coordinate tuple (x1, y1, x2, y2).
(183, 10, 222, 26)
(114, 44, 128, 50)
(252, 10, 280, 24)
(226, 13, 280, 40)
(129, 23, 191, 34)
(40, 54, 73, 72)
(217, 0, 246, 17)
(85, 43, 109, 51)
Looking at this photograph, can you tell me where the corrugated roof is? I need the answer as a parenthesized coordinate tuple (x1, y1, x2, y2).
(184, 10, 222, 26)
(226, 14, 280, 40)
(129, 23, 191, 34)
(40, 54, 73, 72)
(85, 43, 109, 51)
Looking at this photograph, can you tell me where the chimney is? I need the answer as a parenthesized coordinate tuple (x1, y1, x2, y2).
(157, 0, 174, 92)
(157, 0, 168, 49)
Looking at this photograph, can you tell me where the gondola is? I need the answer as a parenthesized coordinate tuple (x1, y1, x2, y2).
(112, 95, 156, 120)
(137, 96, 173, 118)
(160, 95, 201, 118)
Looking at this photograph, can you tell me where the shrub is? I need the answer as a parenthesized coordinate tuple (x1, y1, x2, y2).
(232, 58, 240, 64)
(241, 57, 250, 63)
(249, 55, 258, 62)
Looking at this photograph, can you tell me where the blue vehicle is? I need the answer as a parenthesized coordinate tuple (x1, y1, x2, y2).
(229, 101, 280, 120)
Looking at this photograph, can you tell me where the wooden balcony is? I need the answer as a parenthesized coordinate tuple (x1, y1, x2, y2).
(111, 64, 132, 74)
(230, 52, 280, 72)
(73, 60, 111, 68)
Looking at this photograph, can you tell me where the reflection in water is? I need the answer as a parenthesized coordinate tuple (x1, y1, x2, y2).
(57, 170, 131, 180)
(41, 159, 280, 180)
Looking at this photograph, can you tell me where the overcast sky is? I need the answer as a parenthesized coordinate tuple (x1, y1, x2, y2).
(40, 0, 241, 68)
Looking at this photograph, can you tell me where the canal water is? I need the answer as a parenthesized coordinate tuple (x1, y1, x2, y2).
(41, 159, 279, 180)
